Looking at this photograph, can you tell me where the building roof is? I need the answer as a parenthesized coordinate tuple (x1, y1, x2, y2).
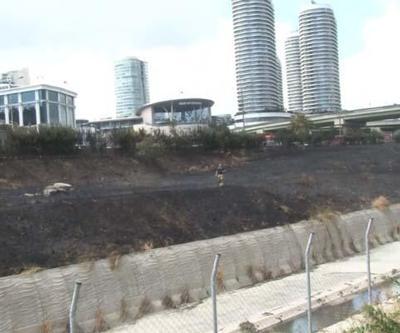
(136, 98, 214, 116)
(300, 2, 333, 12)
(0, 84, 77, 97)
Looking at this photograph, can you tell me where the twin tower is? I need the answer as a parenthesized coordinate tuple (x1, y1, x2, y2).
(232, 0, 341, 115)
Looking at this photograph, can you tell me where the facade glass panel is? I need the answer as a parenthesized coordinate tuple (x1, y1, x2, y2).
(21, 91, 36, 103)
(23, 104, 37, 125)
(40, 102, 48, 124)
(66, 96, 74, 105)
(9, 106, 19, 125)
(0, 107, 5, 124)
(39, 90, 47, 100)
(48, 90, 58, 102)
(0, 96, 4, 106)
(49, 103, 59, 124)
(67, 107, 74, 126)
(8, 93, 18, 104)
(59, 93, 66, 104)
(59, 105, 67, 125)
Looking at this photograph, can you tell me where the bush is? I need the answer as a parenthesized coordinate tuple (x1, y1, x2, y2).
(6, 126, 77, 155)
(86, 131, 107, 153)
(111, 129, 137, 154)
(136, 135, 168, 159)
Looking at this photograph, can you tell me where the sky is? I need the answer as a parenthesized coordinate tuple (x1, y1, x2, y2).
(0, 0, 399, 120)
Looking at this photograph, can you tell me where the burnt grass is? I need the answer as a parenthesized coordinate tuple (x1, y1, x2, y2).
(0, 144, 400, 276)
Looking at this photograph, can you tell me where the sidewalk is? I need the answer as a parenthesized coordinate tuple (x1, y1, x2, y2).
(107, 242, 400, 333)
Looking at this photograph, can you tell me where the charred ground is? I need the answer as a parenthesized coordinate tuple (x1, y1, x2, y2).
(0, 144, 399, 276)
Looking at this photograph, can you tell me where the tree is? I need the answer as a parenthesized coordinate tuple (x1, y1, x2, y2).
(289, 114, 313, 143)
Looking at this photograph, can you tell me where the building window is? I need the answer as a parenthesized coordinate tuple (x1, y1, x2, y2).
(67, 107, 74, 126)
(21, 91, 36, 103)
(9, 106, 19, 125)
(59, 105, 67, 125)
(49, 103, 59, 124)
(39, 90, 47, 100)
(23, 104, 37, 126)
(0, 107, 5, 124)
(40, 102, 48, 124)
(66, 95, 74, 106)
(48, 90, 58, 102)
(8, 93, 18, 104)
(59, 93, 66, 104)
(0, 96, 4, 106)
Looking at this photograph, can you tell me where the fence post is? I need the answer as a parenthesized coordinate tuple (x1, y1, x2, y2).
(69, 281, 82, 333)
(211, 254, 222, 333)
(306, 232, 315, 333)
(366, 218, 374, 305)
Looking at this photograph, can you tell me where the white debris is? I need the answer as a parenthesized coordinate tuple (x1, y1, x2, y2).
(43, 183, 73, 197)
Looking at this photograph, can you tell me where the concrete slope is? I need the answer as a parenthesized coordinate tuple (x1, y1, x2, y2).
(0, 205, 399, 333)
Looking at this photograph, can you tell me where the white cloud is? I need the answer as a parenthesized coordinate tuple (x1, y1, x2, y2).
(341, 0, 400, 109)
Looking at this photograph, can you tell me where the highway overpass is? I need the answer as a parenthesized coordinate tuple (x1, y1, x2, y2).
(236, 104, 400, 133)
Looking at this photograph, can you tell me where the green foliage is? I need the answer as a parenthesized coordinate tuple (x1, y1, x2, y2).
(110, 129, 137, 154)
(7, 126, 77, 155)
(393, 130, 400, 143)
(136, 135, 168, 159)
(290, 114, 313, 144)
(346, 305, 400, 333)
(86, 131, 107, 153)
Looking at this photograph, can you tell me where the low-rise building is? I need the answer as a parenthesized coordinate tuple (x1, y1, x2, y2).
(135, 98, 214, 134)
(0, 84, 77, 127)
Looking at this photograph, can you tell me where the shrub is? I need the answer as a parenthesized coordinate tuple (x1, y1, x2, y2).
(136, 135, 168, 159)
(365, 130, 384, 144)
(86, 131, 107, 153)
(111, 129, 137, 154)
(7, 126, 77, 155)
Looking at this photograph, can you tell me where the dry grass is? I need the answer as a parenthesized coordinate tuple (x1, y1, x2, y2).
(108, 251, 122, 271)
(372, 196, 391, 210)
(310, 207, 339, 224)
(119, 298, 129, 322)
(20, 265, 43, 275)
(180, 288, 192, 304)
(216, 269, 224, 291)
(247, 266, 269, 284)
(136, 297, 153, 319)
(141, 241, 154, 251)
(40, 321, 51, 333)
(93, 308, 109, 332)
(162, 295, 175, 309)
(239, 321, 257, 333)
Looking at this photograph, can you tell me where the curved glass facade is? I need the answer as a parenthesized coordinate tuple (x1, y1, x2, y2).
(299, 4, 341, 113)
(0, 86, 76, 127)
(115, 58, 150, 118)
(232, 0, 284, 114)
(285, 32, 303, 113)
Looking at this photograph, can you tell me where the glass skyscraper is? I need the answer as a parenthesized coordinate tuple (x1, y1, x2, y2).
(114, 57, 150, 118)
(232, 0, 283, 114)
(298, 3, 341, 113)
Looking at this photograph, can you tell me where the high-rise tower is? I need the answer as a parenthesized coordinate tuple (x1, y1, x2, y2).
(114, 57, 149, 118)
(232, 0, 283, 114)
(285, 32, 303, 113)
(299, 3, 341, 113)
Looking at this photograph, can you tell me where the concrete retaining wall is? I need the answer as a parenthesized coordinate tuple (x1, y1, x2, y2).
(1, 205, 399, 333)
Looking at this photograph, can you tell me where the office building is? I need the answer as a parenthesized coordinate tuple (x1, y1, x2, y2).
(299, 2, 341, 113)
(232, 0, 283, 115)
(114, 57, 150, 118)
(285, 32, 303, 113)
(0, 84, 76, 127)
(0, 68, 31, 90)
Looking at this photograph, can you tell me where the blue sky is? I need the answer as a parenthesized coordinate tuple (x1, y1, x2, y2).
(0, 0, 398, 119)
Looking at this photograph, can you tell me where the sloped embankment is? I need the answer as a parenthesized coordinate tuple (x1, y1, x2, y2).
(0, 204, 399, 333)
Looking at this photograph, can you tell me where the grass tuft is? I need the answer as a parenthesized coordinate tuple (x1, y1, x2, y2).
(372, 196, 391, 210)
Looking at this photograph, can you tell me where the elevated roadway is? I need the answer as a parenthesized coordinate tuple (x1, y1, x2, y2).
(238, 104, 400, 133)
